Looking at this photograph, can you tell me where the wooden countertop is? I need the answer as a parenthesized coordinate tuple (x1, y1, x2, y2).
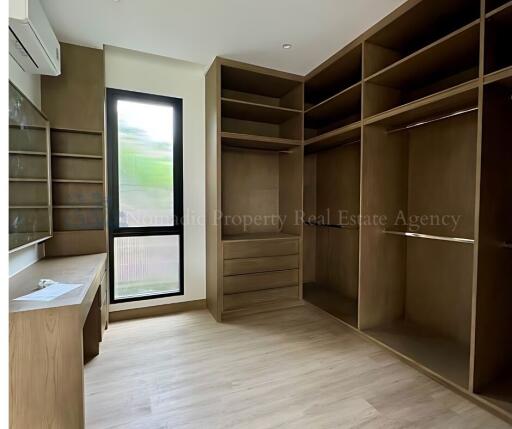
(9, 253, 107, 314)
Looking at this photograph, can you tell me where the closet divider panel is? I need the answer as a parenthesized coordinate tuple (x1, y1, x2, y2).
(472, 76, 512, 415)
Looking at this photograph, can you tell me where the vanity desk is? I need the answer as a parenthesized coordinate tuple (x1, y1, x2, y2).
(9, 253, 108, 429)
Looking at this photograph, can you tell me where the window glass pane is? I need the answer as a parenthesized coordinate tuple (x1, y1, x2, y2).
(117, 100, 174, 227)
(114, 235, 180, 299)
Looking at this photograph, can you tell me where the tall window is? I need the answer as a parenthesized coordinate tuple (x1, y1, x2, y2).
(107, 89, 183, 303)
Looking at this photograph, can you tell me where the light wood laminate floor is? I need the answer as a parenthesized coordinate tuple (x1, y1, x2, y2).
(85, 305, 510, 428)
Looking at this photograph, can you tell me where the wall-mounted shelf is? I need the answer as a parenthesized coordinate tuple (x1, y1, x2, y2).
(9, 151, 47, 156)
(9, 178, 48, 183)
(485, 2, 512, 75)
(53, 205, 104, 209)
(53, 179, 103, 184)
(52, 153, 103, 159)
(50, 127, 103, 136)
(305, 121, 361, 154)
(10, 205, 49, 209)
(486, 0, 512, 15)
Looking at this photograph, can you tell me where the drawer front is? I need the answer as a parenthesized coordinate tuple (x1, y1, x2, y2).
(224, 269, 299, 294)
(224, 254, 299, 276)
(223, 238, 299, 260)
(223, 286, 299, 311)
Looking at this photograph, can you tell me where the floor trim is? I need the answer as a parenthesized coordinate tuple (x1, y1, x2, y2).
(109, 299, 207, 322)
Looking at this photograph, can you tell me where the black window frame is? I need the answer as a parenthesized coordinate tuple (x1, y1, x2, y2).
(106, 88, 184, 304)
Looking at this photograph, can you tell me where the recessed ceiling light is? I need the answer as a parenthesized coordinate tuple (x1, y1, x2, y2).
(282, 43, 292, 50)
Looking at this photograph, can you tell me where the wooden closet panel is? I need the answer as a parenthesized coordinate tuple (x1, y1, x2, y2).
(221, 148, 280, 235)
(316, 143, 360, 223)
(41, 43, 104, 131)
(472, 80, 512, 391)
(405, 239, 473, 345)
(407, 112, 477, 239)
(359, 126, 409, 330)
(279, 146, 303, 235)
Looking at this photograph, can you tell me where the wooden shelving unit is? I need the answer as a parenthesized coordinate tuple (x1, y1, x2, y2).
(8, 83, 52, 252)
(41, 43, 107, 258)
(206, 58, 303, 321)
(205, 0, 512, 422)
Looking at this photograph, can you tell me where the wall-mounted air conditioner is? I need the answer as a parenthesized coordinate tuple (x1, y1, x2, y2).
(9, 0, 61, 76)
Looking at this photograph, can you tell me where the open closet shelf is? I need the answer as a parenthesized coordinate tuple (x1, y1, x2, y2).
(52, 153, 103, 159)
(486, 0, 512, 16)
(305, 45, 362, 107)
(365, 321, 470, 388)
(384, 230, 474, 244)
(53, 179, 103, 184)
(305, 121, 360, 153)
(221, 132, 301, 151)
(221, 98, 301, 124)
(365, 20, 479, 85)
(303, 283, 358, 327)
(365, 0, 480, 77)
(53, 205, 103, 209)
(9, 178, 48, 183)
(484, 2, 512, 75)
(305, 82, 361, 118)
(9, 205, 49, 209)
(364, 83, 479, 128)
(222, 232, 300, 242)
(9, 151, 46, 156)
(484, 66, 512, 85)
(50, 127, 103, 136)
(221, 64, 302, 110)
(9, 124, 47, 131)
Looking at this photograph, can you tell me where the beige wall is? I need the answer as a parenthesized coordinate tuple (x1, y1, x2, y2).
(9, 58, 44, 277)
(105, 45, 206, 311)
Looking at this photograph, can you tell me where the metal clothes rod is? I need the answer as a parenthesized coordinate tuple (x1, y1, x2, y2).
(387, 106, 478, 134)
(304, 221, 359, 230)
(384, 230, 474, 244)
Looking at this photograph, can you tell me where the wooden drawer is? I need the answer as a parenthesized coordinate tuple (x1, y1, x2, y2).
(223, 238, 299, 260)
(224, 269, 299, 294)
(223, 286, 299, 311)
(224, 254, 299, 276)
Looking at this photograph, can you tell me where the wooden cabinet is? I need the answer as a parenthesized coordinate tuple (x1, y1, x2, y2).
(206, 59, 304, 320)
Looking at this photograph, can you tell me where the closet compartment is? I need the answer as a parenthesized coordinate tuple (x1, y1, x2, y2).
(484, 2, 512, 76)
(304, 45, 361, 144)
(486, 0, 511, 14)
(305, 44, 361, 108)
(364, 22, 480, 118)
(303, 141, 361, 327)
(472, 76, 512, 416)
(221, 64, 302, 110)
(220, 144, 302, 313)
(364, 0, 480, 77)
(304, 82, 361, 142)
(359, 90, 478, 388)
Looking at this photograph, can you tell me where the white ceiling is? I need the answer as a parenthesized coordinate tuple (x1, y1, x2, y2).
(41, 0, 406, 76)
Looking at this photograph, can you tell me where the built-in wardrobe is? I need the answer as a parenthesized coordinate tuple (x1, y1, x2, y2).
(206, 0, 511, 422)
